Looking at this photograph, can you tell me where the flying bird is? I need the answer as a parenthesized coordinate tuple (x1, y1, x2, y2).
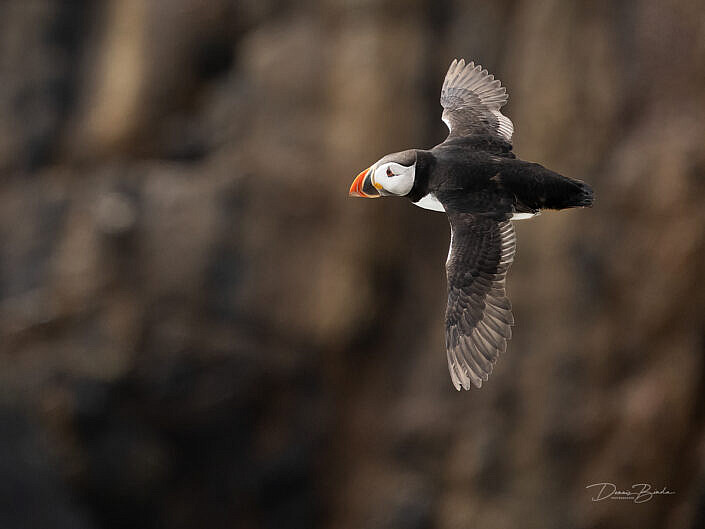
(349, 58, 593, 390)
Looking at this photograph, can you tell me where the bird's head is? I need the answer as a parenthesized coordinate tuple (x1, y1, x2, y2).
(349, 150, 417, 199)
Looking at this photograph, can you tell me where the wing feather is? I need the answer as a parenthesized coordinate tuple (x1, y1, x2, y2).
(440, 58, 514, 143)
(444, 214, 516, 390)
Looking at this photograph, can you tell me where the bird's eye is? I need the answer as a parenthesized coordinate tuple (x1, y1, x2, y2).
(386, 167, 395, 177)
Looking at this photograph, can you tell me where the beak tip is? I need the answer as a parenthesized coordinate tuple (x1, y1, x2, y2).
(349, 167, 372, 198)
(349, 185, 364, 198)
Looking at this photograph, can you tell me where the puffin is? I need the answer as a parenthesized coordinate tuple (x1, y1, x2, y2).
(349, 58, 593, 390)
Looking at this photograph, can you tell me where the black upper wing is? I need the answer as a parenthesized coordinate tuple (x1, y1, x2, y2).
(445, 213, 516, 390)
(440, 59, 514, 144)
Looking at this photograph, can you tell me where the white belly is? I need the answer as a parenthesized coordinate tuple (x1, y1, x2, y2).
(414, 193, 540, 220)
(511, 211, 540, 220)
(413, 194, 445, 212)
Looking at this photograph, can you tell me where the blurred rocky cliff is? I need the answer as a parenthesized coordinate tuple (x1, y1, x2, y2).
(0, 1, 704, 528)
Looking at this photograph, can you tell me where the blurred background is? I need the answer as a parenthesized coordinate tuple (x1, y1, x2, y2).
(1, 0, 704, 528)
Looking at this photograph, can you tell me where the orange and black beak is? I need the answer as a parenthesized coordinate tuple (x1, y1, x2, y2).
(349, 167, 380, 198)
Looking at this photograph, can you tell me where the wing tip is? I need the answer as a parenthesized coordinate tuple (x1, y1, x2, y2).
(442, 57, 509, 110)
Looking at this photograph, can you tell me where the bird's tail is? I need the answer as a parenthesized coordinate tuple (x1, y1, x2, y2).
(561, 178, 594, 209)
(496, 160, 594, 211)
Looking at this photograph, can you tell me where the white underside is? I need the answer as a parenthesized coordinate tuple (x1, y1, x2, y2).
(511, 211, 539, 220)
(414, 194, 539, 221)
(413, 194, 445, 212)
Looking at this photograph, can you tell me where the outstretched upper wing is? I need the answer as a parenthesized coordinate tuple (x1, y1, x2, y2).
(445, 214, 516, 390)
(440, 58, 514, 143)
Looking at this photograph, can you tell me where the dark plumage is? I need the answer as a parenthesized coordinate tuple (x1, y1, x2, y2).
(349, 58, 593, 390)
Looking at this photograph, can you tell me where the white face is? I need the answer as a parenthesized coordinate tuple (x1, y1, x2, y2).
(371, 162, 415, 196)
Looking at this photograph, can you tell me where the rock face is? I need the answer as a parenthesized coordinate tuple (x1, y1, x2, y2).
(0, 1, 704, 528)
